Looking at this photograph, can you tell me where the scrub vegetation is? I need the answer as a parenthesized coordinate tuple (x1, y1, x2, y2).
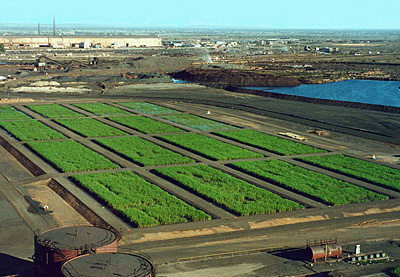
(154, 164, 303, 215)
(160, 114, 236, 131)
(157, 133, 263, 160)
(0, 106, 30, 120)
(26, 104, 84, 118)
(297, 154, 400, 192)
(215, 129, 326, 155)
(72, 103, 132, 116)
(54, 117, 127, 137)
(109, 116, 184, 134)
(26, 140, 119, 172)
(230, 160, 388, 205)
(0, 120, 66, 141)
(118, 102, 180, 114)
(72, 171, 211, 227)
(94, 136, 194, 166)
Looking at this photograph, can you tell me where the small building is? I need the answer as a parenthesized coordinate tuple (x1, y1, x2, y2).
(111, 42, 120, 48)
(322, 47, 333, 53)
(79, 41, 90, 49)
(53, 42, 65, 49)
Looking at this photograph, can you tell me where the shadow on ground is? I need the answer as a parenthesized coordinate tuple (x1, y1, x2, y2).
(0, 253, 34, 276)
(271, 248, 308, 261)
(307, 272, 331, 277)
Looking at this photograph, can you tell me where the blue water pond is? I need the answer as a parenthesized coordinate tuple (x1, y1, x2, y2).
(247, 80, 400, 107)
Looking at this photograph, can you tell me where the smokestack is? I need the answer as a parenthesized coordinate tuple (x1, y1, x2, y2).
(53, 15, 56, 36)
(38, 23, 41, 36)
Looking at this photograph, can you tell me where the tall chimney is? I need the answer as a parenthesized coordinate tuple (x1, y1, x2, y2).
(53, 15, 56, 36)
(38, 23, 41, 36)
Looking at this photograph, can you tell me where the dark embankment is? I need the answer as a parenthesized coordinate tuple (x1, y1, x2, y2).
(0, 137, 45, 176)
(170, 68, 301, 87)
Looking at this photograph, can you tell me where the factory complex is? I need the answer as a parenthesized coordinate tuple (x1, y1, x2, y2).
(1, 23, 400, 276)
(0, 35, 162, 48)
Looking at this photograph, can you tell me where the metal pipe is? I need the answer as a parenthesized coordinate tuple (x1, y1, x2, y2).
(53, 15, 56, 36)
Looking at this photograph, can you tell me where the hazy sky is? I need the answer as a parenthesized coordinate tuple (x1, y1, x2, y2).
(1, 0, 399, 29)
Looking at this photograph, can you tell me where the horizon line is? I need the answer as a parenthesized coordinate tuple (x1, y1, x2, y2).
(0, 23, 400, 31)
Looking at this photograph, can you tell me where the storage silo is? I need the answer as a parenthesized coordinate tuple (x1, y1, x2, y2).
(61, 252, 155, 277)
(34, 226, 118, 276)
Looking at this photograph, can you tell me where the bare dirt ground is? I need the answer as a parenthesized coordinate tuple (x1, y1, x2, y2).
(21, 182, 89, 227)
(0, 98, 34, 103)
(0, 146, 32, 182)
(0, 193, 34, 276)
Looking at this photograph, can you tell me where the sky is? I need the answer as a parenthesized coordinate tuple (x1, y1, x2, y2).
(1, 0, 399, 29)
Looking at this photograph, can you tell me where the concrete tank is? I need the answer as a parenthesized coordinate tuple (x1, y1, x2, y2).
(62, 252, 155, 277)
(34, 226, 118, 276)
(306, 243, 342, 262)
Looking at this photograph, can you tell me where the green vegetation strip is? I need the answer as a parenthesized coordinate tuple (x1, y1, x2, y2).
(159, 114, 236, 131)
(94, 136, 194, 166)
(72, 103, 132, 116)
(26, 104, 84, 118)
(297, 154, 400, 192)
(154, 165, 303, 215)
(391, 267, 400, 277)
(71, 171, 210, 227)
(0, 120, 66, 141)
(54, 118, 127, 137)
(109, 116, 184, 134)
(26, 140, 119, 172)
(118, 102, 180, 114)
(230, 160, 387, 206)
(214, 129, 326, 155)
(157, 133, 263, 161)
(0, 106, 30, 120)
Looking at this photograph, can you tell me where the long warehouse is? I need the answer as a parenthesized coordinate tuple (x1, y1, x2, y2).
(0, 35, 162, 48)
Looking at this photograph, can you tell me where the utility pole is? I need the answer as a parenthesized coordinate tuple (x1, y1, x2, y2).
(53, 15, 56, 36)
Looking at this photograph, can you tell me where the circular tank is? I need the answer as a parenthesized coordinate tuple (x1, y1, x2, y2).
(34, 226, 118, 276)
(61, 252, 155, 277)
(306, 243, 342, 262)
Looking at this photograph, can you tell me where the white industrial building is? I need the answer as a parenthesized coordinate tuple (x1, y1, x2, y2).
(0, 35, 162, 48)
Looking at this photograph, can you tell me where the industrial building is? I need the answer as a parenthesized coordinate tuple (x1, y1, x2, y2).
(33, 225, 155, 276)
(0, 35, 162, 48)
